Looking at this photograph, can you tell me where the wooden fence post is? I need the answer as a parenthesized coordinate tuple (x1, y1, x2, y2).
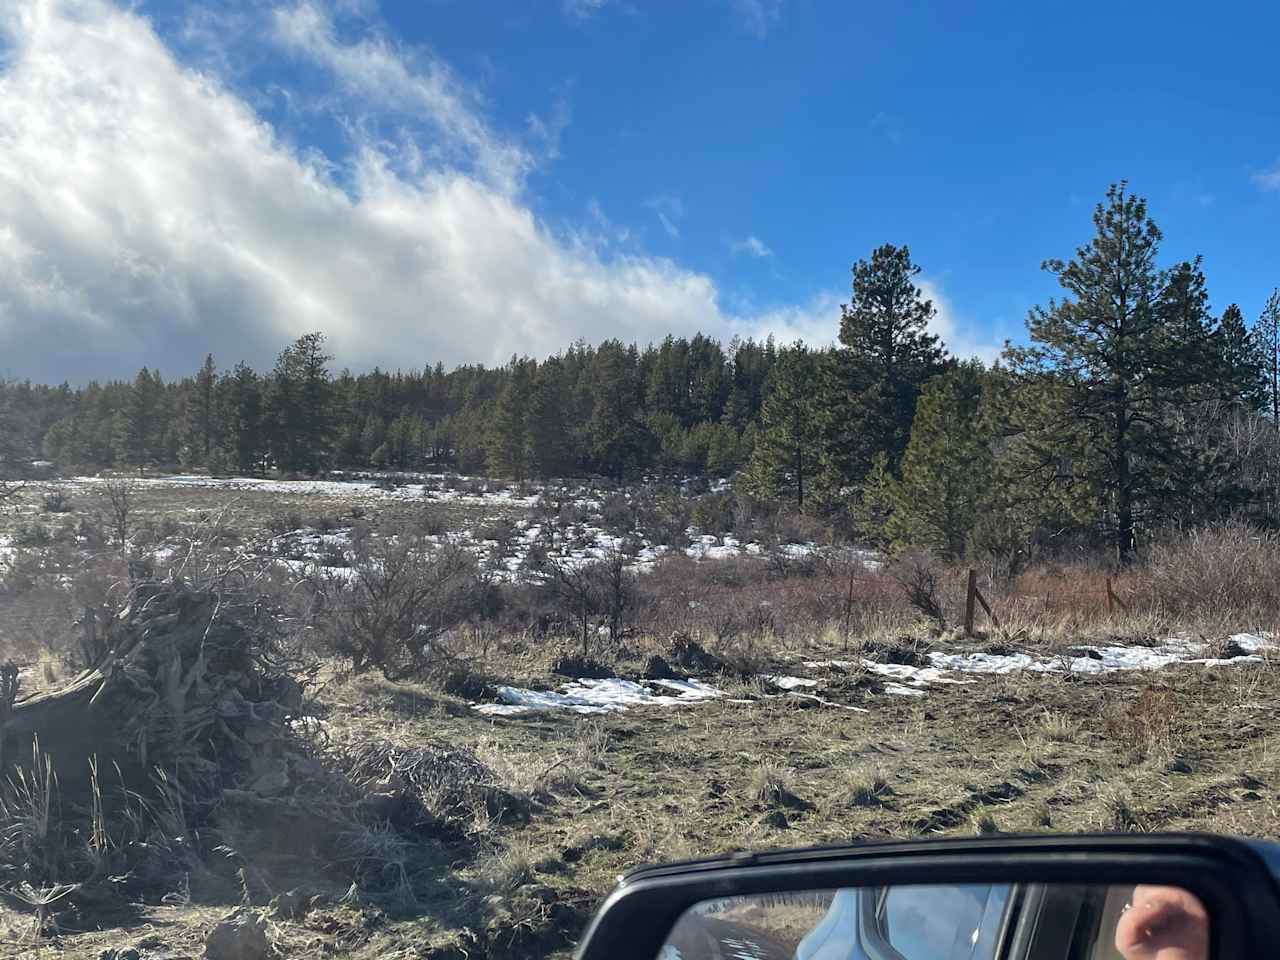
(965, 569, 978, 637)
(1106, 577, 1128, 614)
(842, 564, 857, 652)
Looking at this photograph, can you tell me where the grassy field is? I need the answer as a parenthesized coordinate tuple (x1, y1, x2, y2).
(1, 476, 1278, 960)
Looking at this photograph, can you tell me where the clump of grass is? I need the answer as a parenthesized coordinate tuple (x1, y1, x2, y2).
(573, 720, 612, 770)
(1037, 709, 1079, 742)
(1029, 801, 1053, 828)
(474, 839, 536, 896)
(747, 761, 812, 810)
(839, 767, 890, 808)
(1104, 685, 1179, 761)
(1097, 787, 1145, 832)
(748, 760, 789, 805)
(971, 812, 1000, 835)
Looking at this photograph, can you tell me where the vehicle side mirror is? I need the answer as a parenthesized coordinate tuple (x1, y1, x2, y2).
(575, 834, 1280, 960)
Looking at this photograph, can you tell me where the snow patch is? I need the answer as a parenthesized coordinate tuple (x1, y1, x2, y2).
(765, 675, 820, 690)
(474, 677, 724, 717)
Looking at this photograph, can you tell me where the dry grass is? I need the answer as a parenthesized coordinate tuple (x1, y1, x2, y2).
(6, 484, 1280, 960)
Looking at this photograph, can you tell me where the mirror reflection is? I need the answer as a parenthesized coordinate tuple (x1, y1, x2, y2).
(660, 884, 1209, 960)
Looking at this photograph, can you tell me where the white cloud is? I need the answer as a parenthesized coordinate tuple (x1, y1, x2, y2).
(270, 1, 531, 190)
(732, 235, 772, 258)
(563, 0, 609, 21)
(0, 0, 996, 386)
(918, 280, 1003, 364)
(645, 194, 684, 239)
(1253, 159, 1280, 192)
(729, 0, 784, 39)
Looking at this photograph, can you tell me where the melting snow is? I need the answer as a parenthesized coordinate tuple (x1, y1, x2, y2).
(475, 677, 725, 716)
(883, 683, 926, 697)
(765, 675, 821, 690)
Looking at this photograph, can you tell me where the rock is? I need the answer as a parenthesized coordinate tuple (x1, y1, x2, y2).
(100, 950, 141, 960)
(270, 889, 314, 921)
(204, 908, 269, 960)
(642, 654, 676, 680)
(1216, 639, 1251, 659)
(762, 810, 789, 829)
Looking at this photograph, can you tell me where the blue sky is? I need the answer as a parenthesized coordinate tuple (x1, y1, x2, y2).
(1, 0, 1277, 381)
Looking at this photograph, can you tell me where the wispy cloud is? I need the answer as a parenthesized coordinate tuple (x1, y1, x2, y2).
(526, 83, 573, 162)
(271, 1, 532, 190)
(646, 194, 684, 239)
(729, 0, 783, 39)
(869, 111, 904, 146)
(1254, 159, 1280, 192)
(732, 235, 772, 258)
(563, 0, 610, 21)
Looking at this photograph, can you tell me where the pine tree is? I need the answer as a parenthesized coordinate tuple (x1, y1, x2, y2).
(888, 362, 994, 558)
(818, 244, 950, 490)
(1007, 183, 1185, 563)
(1257, 289, 1280, 424)
(269, 332, 333, 474)
(526, 357, 575, 478)
(486, 357, 535, 479)
(1216, 304, 1268, 410)
(359, 418, 386, 465)
(184, 354, 218, 466)
(117, 368, 165, 470)
(220, 363, 265, 475)
(588, 341, 651, 480)
(744, 343, 818, 507)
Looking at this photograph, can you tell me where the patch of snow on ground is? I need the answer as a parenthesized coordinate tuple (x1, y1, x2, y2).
(883, 683, 926, 697)
(765, 675, 820, 690)
(474, 677, 724, 716)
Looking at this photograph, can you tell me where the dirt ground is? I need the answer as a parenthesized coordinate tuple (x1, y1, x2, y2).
(7, 653, 1278, 960)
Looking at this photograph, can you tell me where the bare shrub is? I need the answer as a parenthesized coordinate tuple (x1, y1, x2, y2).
(265, 511, 304, 537)
(889, 551, 946, 626)
(531, 548, 636, 655)
(99, 479, 134, 549)
(599, 492, 635, 535)
(1140, 523, 1280, 628)
(476, 517, 519, 562)
(10, 523, 51, 548)
(40, 491, 72, 514)
(415, 504, 451, 537)
(315, 537, 476, 679)
(631, 488, 692, 548)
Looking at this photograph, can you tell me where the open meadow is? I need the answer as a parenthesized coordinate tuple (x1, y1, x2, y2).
(1, 474, 1278, 960)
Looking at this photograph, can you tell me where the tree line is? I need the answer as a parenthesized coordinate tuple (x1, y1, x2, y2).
(1, 330, 776, 481)
(2, 182, 1278, 564)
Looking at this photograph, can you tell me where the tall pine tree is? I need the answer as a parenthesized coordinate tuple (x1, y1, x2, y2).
(744, 342, 819, 507)
(269, 332, 334, 474)
(888, 362, 994, 558)
(486, 357, 535, 479)
(1257, 289, 1280, 424)
(817, 244, 950, 491)
(1007, 183, 1193, 563)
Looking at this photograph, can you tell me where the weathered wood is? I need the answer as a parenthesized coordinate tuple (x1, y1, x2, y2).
(842, 565, 858, 651)
(1106, 576, 1128, 613)
(0, 578, 292, 798)
(965, 569, 978, 637)
(974, 584, 1001, 629)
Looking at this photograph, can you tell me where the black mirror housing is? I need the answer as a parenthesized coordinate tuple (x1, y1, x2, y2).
(576, 834, 1280, 960)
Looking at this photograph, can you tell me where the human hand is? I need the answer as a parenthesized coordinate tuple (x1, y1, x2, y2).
(1114, 885, 1209, 960)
